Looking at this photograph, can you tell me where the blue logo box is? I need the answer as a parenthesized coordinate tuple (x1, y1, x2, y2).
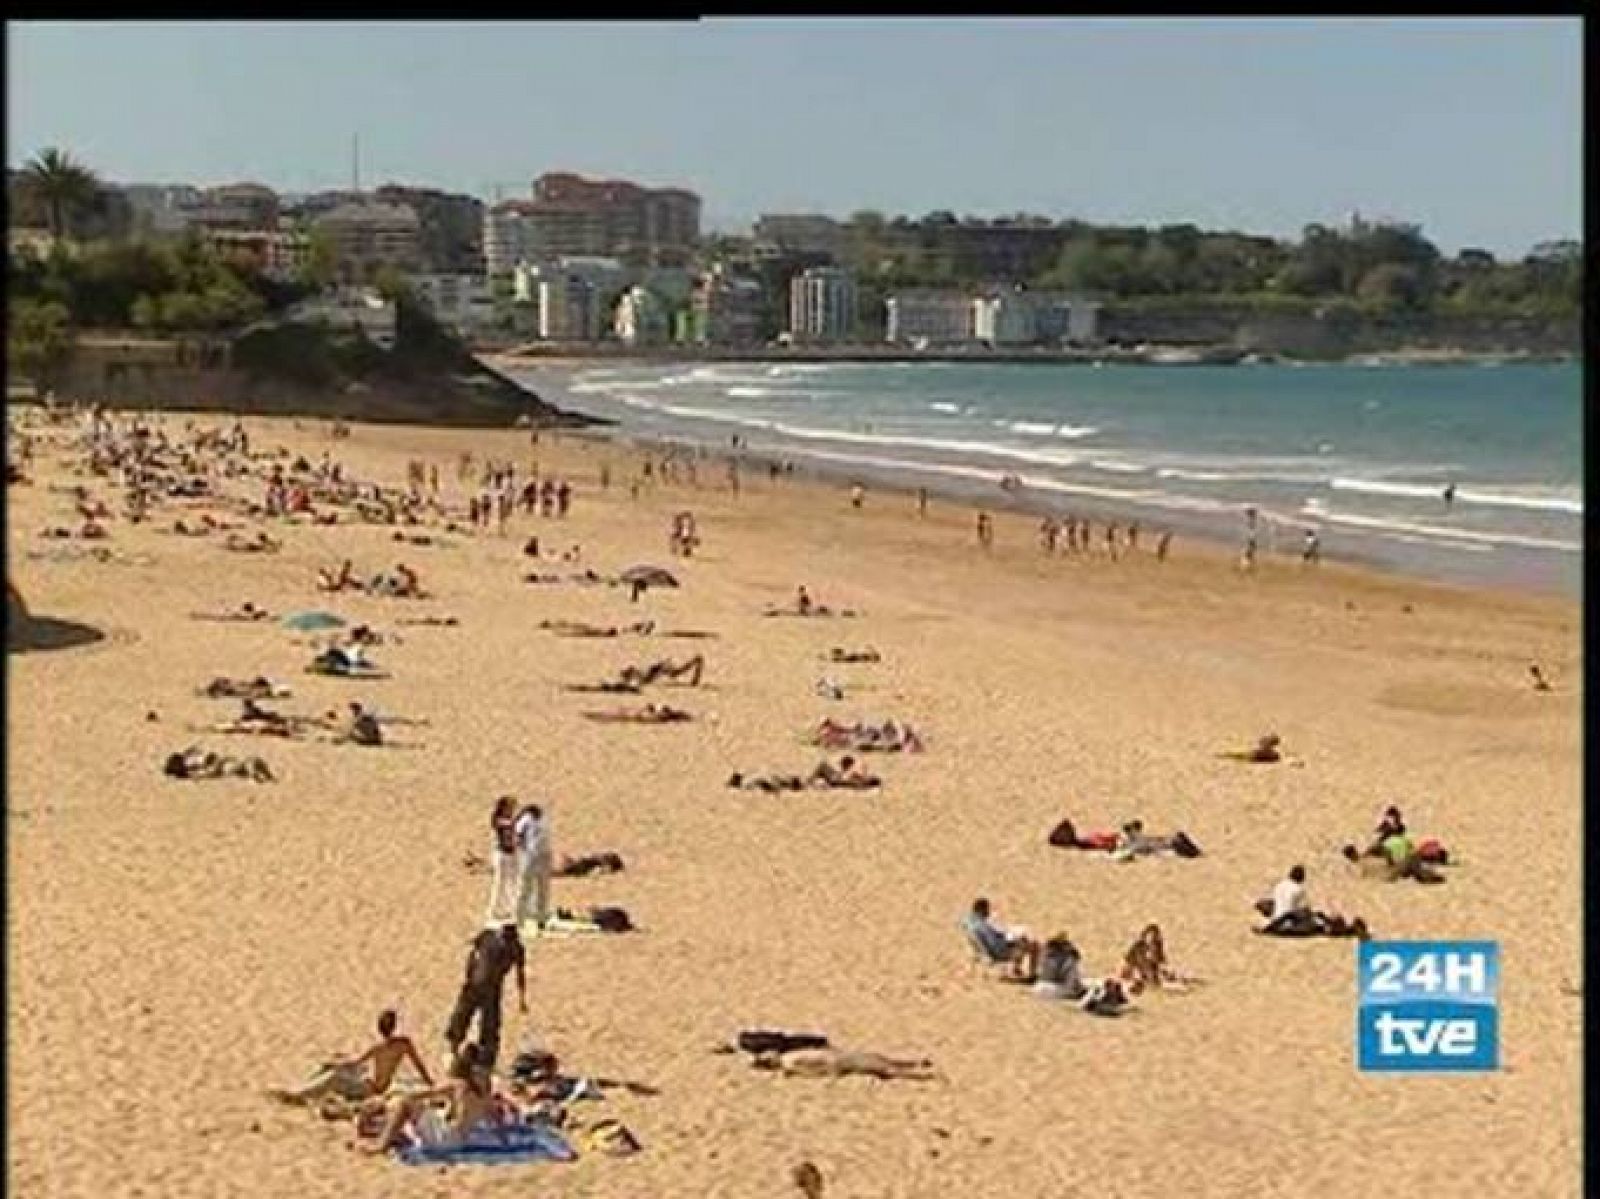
(1358, 941, 1499, 1072)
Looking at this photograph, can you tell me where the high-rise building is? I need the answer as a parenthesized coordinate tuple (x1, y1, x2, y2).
(972, 288, 1038, 346)
(536, 273, 602, 342)
(374, 185, 485, 274)
(486, 172, 701, 277)
(788, 267, 857, 343)
(690, 265, 764, 346)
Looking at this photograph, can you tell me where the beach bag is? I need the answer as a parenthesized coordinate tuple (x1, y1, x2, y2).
(1172, 831, 1203, 859)
(1417, 839, 1448, 864)
(588, 906, 634, 933)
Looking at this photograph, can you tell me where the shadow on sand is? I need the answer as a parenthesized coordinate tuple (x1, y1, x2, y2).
(7, 614, 106, 655)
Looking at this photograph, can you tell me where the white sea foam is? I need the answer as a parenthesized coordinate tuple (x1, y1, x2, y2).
(1332, 478, 1582, 515)
(1317, 509, 1581, 553)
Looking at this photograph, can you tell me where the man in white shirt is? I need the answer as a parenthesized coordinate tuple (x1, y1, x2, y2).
(1260, 864, 1369, 939)
(514, 803, 552, 935)
(1271, 865, 1310, 923)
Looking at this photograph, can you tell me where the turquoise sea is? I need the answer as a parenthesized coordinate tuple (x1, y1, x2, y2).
(518, 360, 1583, 596)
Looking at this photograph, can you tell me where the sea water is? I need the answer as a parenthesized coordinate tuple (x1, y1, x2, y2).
(516, 360, 1583, 596)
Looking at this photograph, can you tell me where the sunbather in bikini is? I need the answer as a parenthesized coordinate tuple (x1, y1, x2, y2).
(727, 770, 807, 793)
(811, 718, 924, 753)
(318, 559, 358, 592)
(749, 1047, 939, 1082)
(224, 530, 279, 553)
(541, 619, 656, 638)
(582, 703, 692, 724)
(1111, 820, 1203, 861)
(162, 746, 275, 782)
(555, 851, 625, 877)
(826, 647, 881, 663)
(192, 601, 270, 622)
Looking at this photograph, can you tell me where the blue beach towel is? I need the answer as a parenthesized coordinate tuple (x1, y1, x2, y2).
(396, 1121, 576, 1167)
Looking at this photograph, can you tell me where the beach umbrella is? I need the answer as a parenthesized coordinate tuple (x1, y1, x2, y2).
(619, 565, 680, 589)
(281, 610, 347, 632)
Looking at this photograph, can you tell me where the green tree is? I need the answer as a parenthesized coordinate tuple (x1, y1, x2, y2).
(8, 299, 75, 397)
(301, 226, 338, 289)
(19, 148, 101, 243)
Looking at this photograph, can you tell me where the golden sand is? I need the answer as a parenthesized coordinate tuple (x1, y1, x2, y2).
(6, 410, 1582, 1197)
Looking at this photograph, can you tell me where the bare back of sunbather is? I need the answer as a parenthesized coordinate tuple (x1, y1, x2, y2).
(756, 1048, 936, 1081)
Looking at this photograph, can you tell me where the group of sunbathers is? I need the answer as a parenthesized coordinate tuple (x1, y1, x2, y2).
(199, 698, 387, 745)
(163, 744, 275, 783)
(963, 898, 1197, 1016)
(1047, 817, 1203, 860)
(317, 559, 424, 598)
(1341, 805, 1448, 883)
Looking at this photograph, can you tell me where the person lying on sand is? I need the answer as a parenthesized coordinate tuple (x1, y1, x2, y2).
(1529, 663, 1552, 692)
(727, 771, 806, 793)
(267, 1009, 434, 1105)
(1045, 817, 1122, 852)
(963, 898, 1042, 981)
(162, 746, 275, 783)
(618, 654, 705, 688)
(321, 701, 384, 746)
(224, 530, 280, 554)
(807, 755, 881, 789)
(200, 676, 290, 700)
(362, 1043, 508, 1155)
(396, 615, 459, 627)
(582, 704, 693, 724)
(1254, 866, 1370, 939)
(749, 1047, 940, 1082)
(366, 563, 425, 598)
(191, 601, 271, 622)
(554, 851, 625, 878)
(1219, 732, 1285, 763)
(1118, 924, 1200, 994)
(307, 645, 385, 677)
(1111, 820, 1203, 861)
(318, 559, 358, 592)
(540, 618, 656, 638)
(809, 718, 924, 753)
(826, 647, 881, 664)
(200, 699, 308, 738)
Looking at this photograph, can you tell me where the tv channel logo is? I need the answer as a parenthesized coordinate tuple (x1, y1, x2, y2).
(1358, 941, 1499, 1072)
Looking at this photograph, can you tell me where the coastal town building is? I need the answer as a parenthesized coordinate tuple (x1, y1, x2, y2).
(287, 287, 397, 350)
(972, 288, 1037, 346)
(537, 273, 603, 342)
(486, 172, 701, 277)
(202, 228, 310, 282)
(788, 266, 857, 343)
(192, 182, 280, 231)
(689, 265, 764, 346)
(753, 213, 844, 260)
(885, 289, 974, 345)
(314, 200, 423, 282)
(407, 272, 499, 337)
(613, 285, 669, 346)
(374, 185, 485, 274)
(117, 184, 204, 236)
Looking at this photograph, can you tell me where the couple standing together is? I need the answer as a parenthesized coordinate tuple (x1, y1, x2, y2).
(485, 797, 551, 934)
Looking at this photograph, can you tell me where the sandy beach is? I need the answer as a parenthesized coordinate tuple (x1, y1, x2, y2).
(6, 405, 1583, 1198)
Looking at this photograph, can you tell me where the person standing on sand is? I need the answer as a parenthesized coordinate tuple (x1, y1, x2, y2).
(484, 798, 521, 928)
(557, 480, 572, 517)
(977, 512, 993, 550)
(514, 803, 553, 935)
(917, 487, 928, 517)
(1443, 482, 1457, 507)
(1156, 529, 1173, 561)
(445, 926, 528, 1070)
(851, 483, 865, 511)
(1302, 528, 1321, 565)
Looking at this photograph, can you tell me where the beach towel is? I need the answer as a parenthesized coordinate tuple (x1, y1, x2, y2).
(395, 1120, 576, 1167)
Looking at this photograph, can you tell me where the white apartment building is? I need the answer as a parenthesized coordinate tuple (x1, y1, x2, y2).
(613, 286, 668, 346)
(885, 290, 974, 345)
(972, 290, 1038, 346)
(787, 267, 856, 344)
(407, 273, 499, 337)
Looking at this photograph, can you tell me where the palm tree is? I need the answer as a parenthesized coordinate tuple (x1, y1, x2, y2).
(20, 147, 100, 243)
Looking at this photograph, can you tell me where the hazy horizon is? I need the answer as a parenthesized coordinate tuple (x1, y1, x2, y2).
(6, 18, 1583, 256)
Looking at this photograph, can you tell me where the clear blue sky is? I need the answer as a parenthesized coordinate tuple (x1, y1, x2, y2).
(6, 19, 1583, 256)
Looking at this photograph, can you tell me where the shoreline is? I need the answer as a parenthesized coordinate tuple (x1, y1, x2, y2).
(500, 362, 1583, 605)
